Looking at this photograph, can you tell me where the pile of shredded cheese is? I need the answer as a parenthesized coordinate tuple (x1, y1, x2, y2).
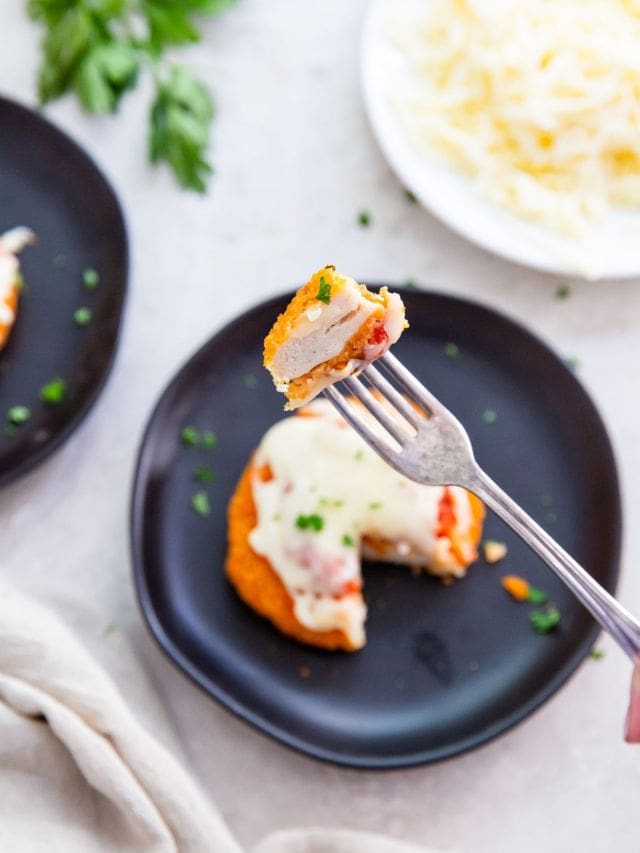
(394, 0, 640, 236)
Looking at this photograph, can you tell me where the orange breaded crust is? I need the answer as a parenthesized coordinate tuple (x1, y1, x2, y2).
(0, 283, 19, 350)
(226, 458, 358, 651)
(263, 266, 385, 370)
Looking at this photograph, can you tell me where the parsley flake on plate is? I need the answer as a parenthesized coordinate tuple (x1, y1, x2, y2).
(74, 306, 93, 326)
(191, 491, 211, 516)
(40, 378, 66, 405)
(556, 285, 571, 300)
(530, 605, 561, 633)
(403, 188, 418, 204)
(342, 534, 355, 547)
(202, 431, 217, 449)
(83, 268, 99, 289)
(7, 406, 30, 425)
(181, 426, 200, 447)
(357, 210, 372, 227)
(193, 466, 214, 483)
(482, 408, 497, 424)
(369, 501, 382, 510)
(243, 374, 258, 389)
(444, 342, 460, 359)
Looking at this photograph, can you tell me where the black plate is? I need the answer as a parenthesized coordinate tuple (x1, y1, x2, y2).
(131, 290, 621, 768)
(0, 97, 127, 486)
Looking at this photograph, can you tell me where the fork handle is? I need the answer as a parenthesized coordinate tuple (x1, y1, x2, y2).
(470, 467, 640, 662)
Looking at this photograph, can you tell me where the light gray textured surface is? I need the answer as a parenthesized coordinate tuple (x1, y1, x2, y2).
(2, 2, 640, 851)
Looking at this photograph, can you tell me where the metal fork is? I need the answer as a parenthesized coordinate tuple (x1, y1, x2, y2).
(325, 352, 640, 661)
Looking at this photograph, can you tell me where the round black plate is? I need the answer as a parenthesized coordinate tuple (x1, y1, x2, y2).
(131, 290, 621, 768)
(0, 97, 127, 486)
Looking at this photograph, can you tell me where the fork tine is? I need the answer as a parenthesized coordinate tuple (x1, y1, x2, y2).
(362, 364, 422, 428)
(343, 376, 411, 444)
(380, 352, 449, 416)
(324, 386, 401, 463)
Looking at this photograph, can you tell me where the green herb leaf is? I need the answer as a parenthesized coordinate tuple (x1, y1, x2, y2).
(403, 279, 418, 290)
(444, 342, 460, 359)
(357, 210, 372, 227)
(590, 648, 605, 660)
(526, 586, 548, 605)
(539, 493, 554, 506)
(40, 377, 66, 405)
(191, 490, 210, 516)
(295, 513, 324, 532)
(243, 374, 258, 389)
(52, 254, 66, 268)
(342, 534, 355, 547)
(565, 356, 581, 371)
(316, 276, 332, 304)
(73, 306, 93, 326)
(181, 425, 200, 446)
(74, 41, 139, 113)
(150, 66, 214, 193)
(530, 605, 561, 633)
(403, 188, 418, 204)
(83, 268, 99, 289)
(354, 450, 364, 461)
(7, 406, 31, 425)
(202, 430, 217, 449)
(193, 465, 214, 483)
(556, 285, 571, 300)
(482, 408, 497, 424)
(369, 501, 382, 510)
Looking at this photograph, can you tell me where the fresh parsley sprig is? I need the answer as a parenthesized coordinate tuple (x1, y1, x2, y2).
(27, 0, 238, 192)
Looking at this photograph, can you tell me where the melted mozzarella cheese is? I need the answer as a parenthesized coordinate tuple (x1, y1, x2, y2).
(248, 400, 474, 646)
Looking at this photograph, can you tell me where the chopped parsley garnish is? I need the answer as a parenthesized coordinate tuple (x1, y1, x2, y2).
(40, 378, 66, 405)
(181, 426, 200, 447)
(354, 450, 364, 461)
(444, 342, 460, 360)
(539, 494, 554, 506)
(73, 307, 93, 326)
(565, 356, 581, 371)
(556, 285, 571, 300)
(52, 254, 66, 268)
(526, 586, 548, 605)
(295, 513, 324, 532)
(357, 210, 372, 227)
(403, 188, 418, 204)
(243, 374, 258, 389)
(369, 501, 383, 510)
(7, 406, 30, 425)
(482, 408, 497, 424)
(316, 276, 332, 304)
(403, 279, 418, 290)
(191, 491, 210, 516)
(202, 431, 217, 449)
(193, 465, 214, 483)
(83, 268, 100, 289)
(590, 648, 605, 660)
(530, 606, 560, 633)
(319, 497, 344, 508)
(546, 511, 558, 523)
(342, 534, 355, 547)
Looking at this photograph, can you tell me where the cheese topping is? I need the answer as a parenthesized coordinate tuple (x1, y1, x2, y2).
(392, 0, 640, 236)
(248, 399, 475, 646)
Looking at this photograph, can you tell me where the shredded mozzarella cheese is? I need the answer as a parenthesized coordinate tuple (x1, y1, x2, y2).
(393, 0, 640, 236)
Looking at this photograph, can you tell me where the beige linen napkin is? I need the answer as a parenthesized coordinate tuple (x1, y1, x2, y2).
(0, 582, 437, 853)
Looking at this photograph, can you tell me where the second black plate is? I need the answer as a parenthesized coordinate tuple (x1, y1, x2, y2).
(131, 290, 621, 768)
(0, 97, 127, 486)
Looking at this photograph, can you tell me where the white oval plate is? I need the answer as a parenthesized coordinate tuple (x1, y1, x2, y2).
(361, 0, 640, 280)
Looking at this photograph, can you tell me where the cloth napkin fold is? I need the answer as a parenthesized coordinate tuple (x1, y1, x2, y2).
(0, 583, 437, 853)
